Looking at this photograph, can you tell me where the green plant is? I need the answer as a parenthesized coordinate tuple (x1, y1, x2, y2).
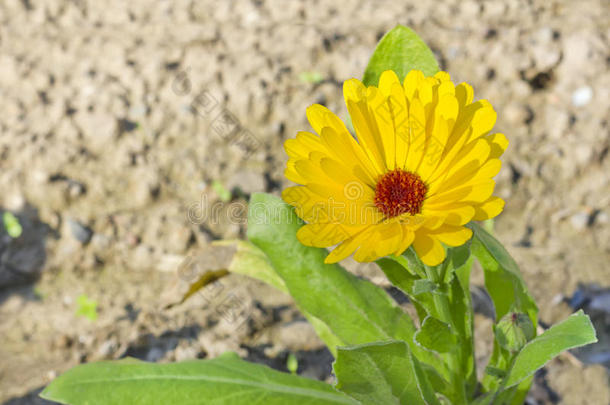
(41, 25, 596, 405)
(212, 179, 232, 203)
(299, 71, 324, 84)
(75, 294, 98, 322)
(3, 211, 22, 238)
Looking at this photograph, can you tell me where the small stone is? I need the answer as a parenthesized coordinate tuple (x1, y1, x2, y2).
(532, 45, 560, 71)
(274, 320, 324, 351)
(156, 254, 186, 273)
(67, 180, 87, 198)
(96, 339, 117, 359)
(145, 347, 165, 362)
(505, 103, 530, 125)
(68, 219, 93, 244)
(534, 27, 554, 44)
(3, 190, 25, 211)
(570, 212, 590, 231)
(130, 244, 155, 270)
(174, 343, 201, 362)
(73, 111, 118, 153)
(91, 233, 111, 251)
(572, 86, 593, 107)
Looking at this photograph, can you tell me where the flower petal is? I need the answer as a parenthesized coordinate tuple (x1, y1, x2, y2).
(423, 204, 475, 226)
(394, 226, 416, 255)
(412, 231, 446, 266)
(297, 222, 362, 247)
(472, 196, 505, 220)
(429, 225, 473, 246)
(306, 104, 349, 136)
(353, 222, 403, 262)
(486, 132, 509, 159)
(367, 86, 396, 170)
(325, 227, 373, 263)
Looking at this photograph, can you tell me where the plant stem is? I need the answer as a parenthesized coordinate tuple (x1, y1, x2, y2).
(425, 264, 468, 405)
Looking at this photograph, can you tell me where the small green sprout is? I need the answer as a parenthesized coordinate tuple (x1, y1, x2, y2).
(75, 294, 98, 321)
(212, 180, 232, 202)
(298, 71, 324, 84)
(286, 353, 298, 375)
(3, 212, 23, 238)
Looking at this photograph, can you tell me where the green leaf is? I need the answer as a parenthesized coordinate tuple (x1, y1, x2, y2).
(504, 310, 597, 388)
(3, 211, 22, 238)
(212, 179, 232, 202)
(75, 294, 98, 321)
(400, 248, 427, 278)
(468, 222, 539, 391)
(468, 222, 538, 325)
(247, 193, 417, 348)
(495, 312, 535, 352)
(299, 71, 324, 84)
(415, 316, 455, 353)
(413, 279, 437, 295)
(508, 376, 534, 405)
(334, 341, 441, 405)
(472, 376, 533, 405)
(304, 315, 345, 358)
(362, 25, 439, 87)
(41, 355, 357, 405)
(375, 256, 437, 322)
(215, 240, 287, 291)
(375, 256, 418, 292)
(484, 366, 506, 379)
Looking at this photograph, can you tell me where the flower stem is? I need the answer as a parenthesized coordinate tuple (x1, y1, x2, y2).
(425, 264, 468, 404)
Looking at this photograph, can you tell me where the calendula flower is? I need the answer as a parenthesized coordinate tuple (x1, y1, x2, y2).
(282, 70, 506, 266)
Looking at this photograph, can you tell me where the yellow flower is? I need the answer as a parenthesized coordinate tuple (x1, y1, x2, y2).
(282, 70, 506, 266)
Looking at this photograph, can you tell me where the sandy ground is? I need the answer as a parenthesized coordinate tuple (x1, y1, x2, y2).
(0, 0, 609, 403)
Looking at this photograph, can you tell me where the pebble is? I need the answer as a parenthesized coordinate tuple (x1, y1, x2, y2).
(505, 103, 530, 125)
(532, 44, 560, 71)
(174, 344, 201, 361)
(274, 320, 324, 351)
(3, 190, 25, 211)
(570, 211, 590, 231)
(572, 86, 593, 107)
(67, 180, 87, 198)
(91, 233, 111, 251)
(68, 218, 93, 244)
(96, 339, 117, 359)
(145, 347, 165, 362)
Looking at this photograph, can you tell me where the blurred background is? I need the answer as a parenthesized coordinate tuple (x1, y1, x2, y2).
(0, 0, 608, 403)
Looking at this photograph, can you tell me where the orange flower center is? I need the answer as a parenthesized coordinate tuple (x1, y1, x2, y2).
(374, 169, 427, 218)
